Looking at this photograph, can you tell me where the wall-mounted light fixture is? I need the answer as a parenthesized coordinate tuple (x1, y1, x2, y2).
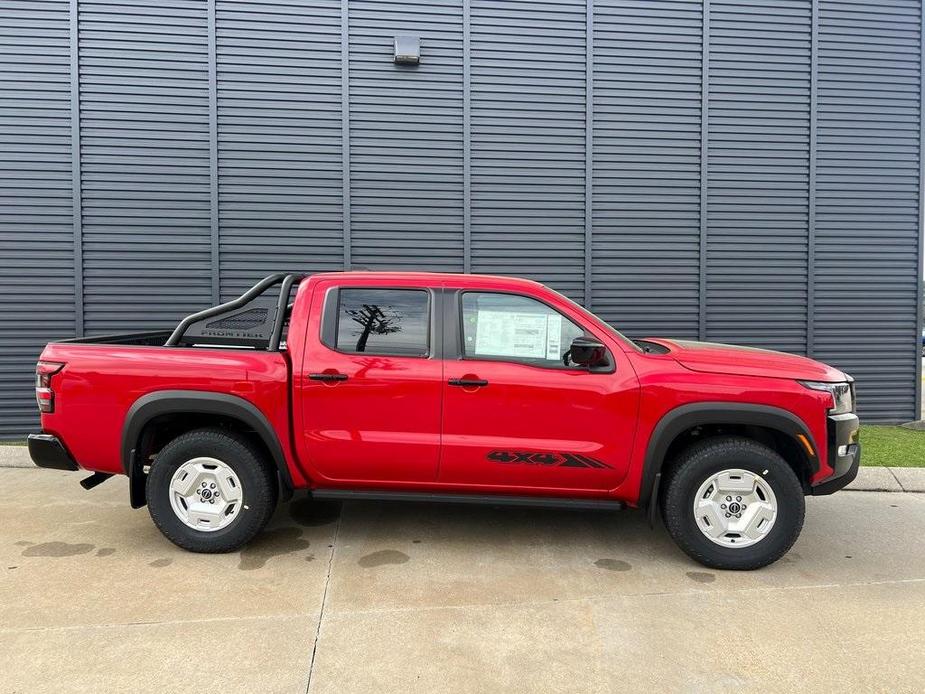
(393, 36, 420, 65)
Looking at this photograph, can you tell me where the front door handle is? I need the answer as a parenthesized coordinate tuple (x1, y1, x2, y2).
(308, 373, 348, 382)
(448, 378, 488, 387)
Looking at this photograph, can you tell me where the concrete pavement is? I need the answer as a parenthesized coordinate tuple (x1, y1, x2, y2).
(1, 467, 924, 693)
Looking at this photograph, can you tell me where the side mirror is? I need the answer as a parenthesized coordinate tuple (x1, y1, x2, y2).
(566, 336, 608, 368)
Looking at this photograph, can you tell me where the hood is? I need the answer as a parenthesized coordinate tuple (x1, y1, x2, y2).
(642, 338, 848, 382)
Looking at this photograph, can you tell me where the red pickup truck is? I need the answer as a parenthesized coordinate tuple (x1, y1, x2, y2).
(29, 271, 859, 569)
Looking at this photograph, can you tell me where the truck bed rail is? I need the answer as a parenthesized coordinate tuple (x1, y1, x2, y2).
(57, 330, 173, 347)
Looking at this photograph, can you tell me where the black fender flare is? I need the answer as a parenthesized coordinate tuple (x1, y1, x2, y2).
(121, 390, 294, 508)
(639, 402, 818, 515)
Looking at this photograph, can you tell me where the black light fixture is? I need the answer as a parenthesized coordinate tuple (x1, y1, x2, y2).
(393, 36, 420, 65)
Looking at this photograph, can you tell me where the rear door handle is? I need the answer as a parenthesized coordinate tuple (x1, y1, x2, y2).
(448, 378, 488, 387)
(308, 373, 348, 382)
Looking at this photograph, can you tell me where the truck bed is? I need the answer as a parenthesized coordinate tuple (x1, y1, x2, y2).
(39, 339, 296, 479)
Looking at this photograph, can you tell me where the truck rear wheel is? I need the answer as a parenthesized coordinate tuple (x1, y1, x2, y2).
(146, 428, 278, 553)
(661, 436, 804, 570)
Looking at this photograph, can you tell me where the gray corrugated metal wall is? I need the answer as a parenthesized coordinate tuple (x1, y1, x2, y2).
(0, 0, 922, 437)
(349, 0, 465, 271)
(216, 0, 344, 299)
(471, 0, 588, 301)
(706, 1, 811, 353)
(592, 0, 704, 335)
(814, 0, 923, 417)
(0, 0, 76, 437)
(79, 0, 214, 331)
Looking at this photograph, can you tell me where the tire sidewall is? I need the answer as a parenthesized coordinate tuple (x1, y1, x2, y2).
(664, 439, 805, 570)
(147, 431, 276, 552)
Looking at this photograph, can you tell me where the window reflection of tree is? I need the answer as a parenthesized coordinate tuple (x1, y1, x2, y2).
(345, 303, 402, 352)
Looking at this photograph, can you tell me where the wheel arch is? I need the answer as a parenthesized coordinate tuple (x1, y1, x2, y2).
(640, 402, 818, 515)
(122, 390, 293, 509)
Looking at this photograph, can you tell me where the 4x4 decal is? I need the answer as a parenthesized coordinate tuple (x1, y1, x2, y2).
(486, 450, 612, 469)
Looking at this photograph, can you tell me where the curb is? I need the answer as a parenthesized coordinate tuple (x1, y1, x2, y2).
(846, 467, 903, 493)
(2, 446, 924, 491)
(886, 467, 925, 493)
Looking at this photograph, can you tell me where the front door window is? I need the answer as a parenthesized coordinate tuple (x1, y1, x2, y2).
(461, 292, 585, 368)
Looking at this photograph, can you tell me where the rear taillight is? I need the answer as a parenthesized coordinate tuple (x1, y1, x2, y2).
(35, 361, 64, 413)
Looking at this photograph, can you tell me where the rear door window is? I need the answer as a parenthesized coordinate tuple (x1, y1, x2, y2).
(334, 288, 430, 357)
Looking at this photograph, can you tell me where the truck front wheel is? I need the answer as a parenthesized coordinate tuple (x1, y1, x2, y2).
(146, 428, 278, 553)
(661, 436, 805, 570)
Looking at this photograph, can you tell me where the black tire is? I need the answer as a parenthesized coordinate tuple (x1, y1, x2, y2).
(146, 428, 278, 553)
(660, 436, 805, 570)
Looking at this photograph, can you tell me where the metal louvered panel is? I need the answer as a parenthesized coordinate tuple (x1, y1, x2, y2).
(470, 0, 587, 301)
(814, 0, 921, 420)
(347, 0, 464, 271)
(79, 0, 212, 331)
(0, 0, 922, 437)
(592, 0, 703, 338)
(706, 0, 811, 353)
(216, 0, 343, 300)
(0, 0, 74, 437)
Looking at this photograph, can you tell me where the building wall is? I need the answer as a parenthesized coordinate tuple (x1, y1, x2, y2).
(0, 0, 922, 437)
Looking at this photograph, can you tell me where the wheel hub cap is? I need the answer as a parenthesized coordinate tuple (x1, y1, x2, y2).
(169, 457, 243, 532)
(693, 469, 777, 548)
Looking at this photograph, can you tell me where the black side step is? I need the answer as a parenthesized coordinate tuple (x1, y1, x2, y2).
(80, 472, 114, 490)
(311, 489, 624, 511)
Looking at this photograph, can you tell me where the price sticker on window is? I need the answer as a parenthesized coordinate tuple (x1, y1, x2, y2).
(475, 310, 561, 360)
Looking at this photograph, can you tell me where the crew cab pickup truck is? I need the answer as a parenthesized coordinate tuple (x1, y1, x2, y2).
(29, 272, 860, 569)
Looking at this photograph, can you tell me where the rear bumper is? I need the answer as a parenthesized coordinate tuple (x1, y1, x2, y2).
(27, 433, 79, 471)
(810, 413, 860, 496)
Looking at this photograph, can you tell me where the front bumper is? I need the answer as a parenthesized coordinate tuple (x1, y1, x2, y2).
(28, 433, 79, 471)
(810, 413, 860, 496)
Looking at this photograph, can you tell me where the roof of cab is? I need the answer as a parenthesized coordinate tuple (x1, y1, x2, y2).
(308, 270, 546, 290)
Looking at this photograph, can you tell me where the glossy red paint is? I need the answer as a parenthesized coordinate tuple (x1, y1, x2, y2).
(37, 270, 852, 504)
(39, 343, 311, 487)
(613, 354, 837, 495)
(438, 278, 641, 496)
(295, 275, 443, 484)
(646, 338, 847, 382)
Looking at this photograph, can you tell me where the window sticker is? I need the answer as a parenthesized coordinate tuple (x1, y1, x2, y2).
(545, 313, 562, 360)
(474, 310, 562, 360)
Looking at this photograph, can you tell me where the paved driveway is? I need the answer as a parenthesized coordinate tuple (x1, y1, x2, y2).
(1, 468, 924, 693)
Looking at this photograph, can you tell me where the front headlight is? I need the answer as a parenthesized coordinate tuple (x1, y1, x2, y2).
(799, 380, 855, 414)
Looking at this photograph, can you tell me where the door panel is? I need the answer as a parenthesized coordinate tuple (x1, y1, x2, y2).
(440, 290, 639, 492)
(299, 283, 442, 484)
(441, 361, 638, 491)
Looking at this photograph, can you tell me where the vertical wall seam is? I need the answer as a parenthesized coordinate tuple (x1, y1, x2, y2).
(699, 0, 710, 341)
(341, 0, 351, 269)
(807, 0, 818, 357)
(463, 0, 471, 273)
(584, 0, 594, 309)
(69, 0, 83, 337)
(207, 0, 219, 304)
(916, 0, 924, 418)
